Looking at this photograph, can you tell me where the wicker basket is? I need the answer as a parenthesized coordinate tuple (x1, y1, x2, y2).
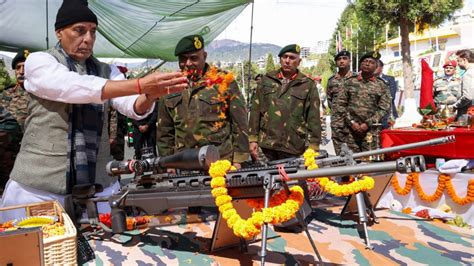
(0, 201, 77, 265)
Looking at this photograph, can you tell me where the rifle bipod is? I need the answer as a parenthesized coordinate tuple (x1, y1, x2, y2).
(258, 173, 323, 265)
(353, 175, 377, 250)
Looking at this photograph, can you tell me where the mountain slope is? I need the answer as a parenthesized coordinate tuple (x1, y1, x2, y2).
(206, 39, 281, 62)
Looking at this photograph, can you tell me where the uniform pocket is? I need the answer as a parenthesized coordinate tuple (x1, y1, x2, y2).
(198, 94, 225, 118)
(261, 86, 277, 112)
(290, 88, 308, 100)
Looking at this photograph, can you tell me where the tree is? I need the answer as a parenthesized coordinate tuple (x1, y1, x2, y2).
(231, 60, 259, 105)
(356, 0, 463, 125)
(265, 53, 276, 73)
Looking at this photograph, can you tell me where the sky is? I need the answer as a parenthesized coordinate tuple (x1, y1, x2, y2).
(215, 0, 349, 47)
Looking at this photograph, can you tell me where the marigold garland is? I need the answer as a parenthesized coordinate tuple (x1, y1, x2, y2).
(303, 149, 375, 196)
(183, 65, 234, 129)
(391, 173, 474, 205)
(209, 160, 304, 239)
(203, 66, 234, 129)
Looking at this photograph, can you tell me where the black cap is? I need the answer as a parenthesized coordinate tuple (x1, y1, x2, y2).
(359, 51, 381, 62)
(278, 44, 301, 57)
(334, 50, 351, 61)
(11, 49, 30, 69)
(55, 0, 98, 30)
(175, 35, 204, 56)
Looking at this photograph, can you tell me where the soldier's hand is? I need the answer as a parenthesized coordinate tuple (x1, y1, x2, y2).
(249, 142, 259, 160)
(140, 72, 188, 100)
(167, 168, 176, 175)
(360, 123, 368, 132)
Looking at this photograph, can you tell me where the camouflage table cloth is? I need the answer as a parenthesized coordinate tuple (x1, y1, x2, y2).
(84, 206, 473, 265)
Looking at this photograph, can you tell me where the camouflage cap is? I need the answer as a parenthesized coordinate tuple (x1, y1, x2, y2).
(11, 49, 30, 69)
(334, 50, 351, 61)
(278, 44, 301, 57)
(359, 51, 381, 62)
(175, 35, 204, 56)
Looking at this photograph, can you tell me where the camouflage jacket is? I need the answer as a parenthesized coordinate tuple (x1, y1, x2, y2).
(0, 59, 12, 91)
(248, 69, 321, 155)
(0, 105, 20, 132)
(433, 76, 461, 106)
(157, 65, 249, 163)
(326, 71, 356, 110)
(0, 85, 29, 131)
(332, 74, 391, 130)
(108, 108, 118, 140)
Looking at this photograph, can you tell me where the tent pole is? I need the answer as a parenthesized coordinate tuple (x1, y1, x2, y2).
(46, 0, 49, 49)
(136, 60, 167, 78)
(246, 1, 255, 107)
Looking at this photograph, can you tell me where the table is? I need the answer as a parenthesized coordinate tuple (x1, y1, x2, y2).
(378, 170, 473, 226)
(381, 127, 474, 159)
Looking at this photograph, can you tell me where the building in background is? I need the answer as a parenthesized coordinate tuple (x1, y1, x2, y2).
(379, 4, 473, 90)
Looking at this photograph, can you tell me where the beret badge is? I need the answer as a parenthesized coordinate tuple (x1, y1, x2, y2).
(194, 37, 202, 49)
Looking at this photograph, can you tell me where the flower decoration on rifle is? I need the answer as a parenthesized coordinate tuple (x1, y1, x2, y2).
(303, 149, 375, 196)
(209, 160, 304, 239)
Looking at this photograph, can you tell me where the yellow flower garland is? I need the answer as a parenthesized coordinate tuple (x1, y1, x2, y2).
(303, 149, 375, 196)
(209, 160, 304, 239)
(391, 173, 474, 205)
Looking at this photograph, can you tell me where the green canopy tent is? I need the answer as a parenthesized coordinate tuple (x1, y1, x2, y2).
(0, 0, 251, 61)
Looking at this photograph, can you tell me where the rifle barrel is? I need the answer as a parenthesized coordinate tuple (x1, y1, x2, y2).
(286, 155, 425, 180)
(352, 135, 455, 159)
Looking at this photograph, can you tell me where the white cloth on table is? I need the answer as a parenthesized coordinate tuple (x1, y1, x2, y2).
(439, 159, 469, 174)
(378, 170, 473, 226)
(0, 179, 120, 222)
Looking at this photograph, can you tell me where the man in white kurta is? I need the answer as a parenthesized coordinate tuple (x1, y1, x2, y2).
(0, 0, 187, 221)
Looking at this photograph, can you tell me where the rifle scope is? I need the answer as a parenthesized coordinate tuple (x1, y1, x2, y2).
(106, 145, 219, 176)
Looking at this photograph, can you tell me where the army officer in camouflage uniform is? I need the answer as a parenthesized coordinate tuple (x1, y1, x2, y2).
(327, 50, 356, 155)
(1, 49, 30, 132)
(433, 60, 461, 108)
(332, 51, 391, 153)
(0, 50, 29, 190)
(157, 35, 249, 168)
(249, 44, 321, 161)
(0, 106, 21, 190)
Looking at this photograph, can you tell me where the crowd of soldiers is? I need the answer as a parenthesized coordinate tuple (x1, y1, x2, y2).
(1, 33, 472, 194)
(0, 37, 404, 193)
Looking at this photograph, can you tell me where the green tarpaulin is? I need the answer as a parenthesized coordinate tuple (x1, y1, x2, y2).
(0, 0, 250, 61)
